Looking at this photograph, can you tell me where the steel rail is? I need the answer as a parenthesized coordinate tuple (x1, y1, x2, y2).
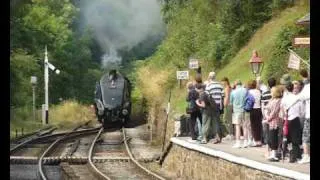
(10, 127, 100, 154)
(10, 126, 53, 143)
(38, 124, 101, 180)
(88, 127, 112, 180)
(122, 128, 166, 180)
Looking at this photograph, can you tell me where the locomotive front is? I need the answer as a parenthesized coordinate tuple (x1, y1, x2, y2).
(94, 70, 131, 128)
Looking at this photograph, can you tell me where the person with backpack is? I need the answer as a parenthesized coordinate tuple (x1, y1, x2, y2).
(186, 81, 202, 141)
(204, 72, 224, 144)
(194, 75, 204, 141)
(196, 84, 217, 144)
(247, 80, 263, 147)
(230, 80, 247, 148)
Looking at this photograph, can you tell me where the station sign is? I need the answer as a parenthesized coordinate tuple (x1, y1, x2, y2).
(189, 59, 199, 69)
(292, 37, 310, 47)
(176, 71, 189, 80)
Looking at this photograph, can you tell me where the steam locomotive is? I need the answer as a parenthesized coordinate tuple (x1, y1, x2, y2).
(94, 70, 131, 128)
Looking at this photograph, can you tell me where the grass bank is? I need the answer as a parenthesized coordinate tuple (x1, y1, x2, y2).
(216, 5, 309, 83)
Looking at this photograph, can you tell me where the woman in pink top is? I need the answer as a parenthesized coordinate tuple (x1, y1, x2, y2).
(263, 86, 282, 161)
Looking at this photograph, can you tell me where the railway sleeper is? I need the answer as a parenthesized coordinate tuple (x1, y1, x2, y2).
(10, 156, 140, 165)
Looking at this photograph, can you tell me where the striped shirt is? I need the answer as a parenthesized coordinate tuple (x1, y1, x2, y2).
(261, 89, 272, 109)
(205, 81, 224, 109)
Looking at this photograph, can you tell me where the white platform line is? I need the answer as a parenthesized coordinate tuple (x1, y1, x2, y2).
(171, 137, 310, 180)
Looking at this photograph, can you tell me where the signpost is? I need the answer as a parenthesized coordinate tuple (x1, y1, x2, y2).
(176, 71, 189, 80)
(292, 37, 310, 48)
(189, 59, 199, 69)
(176, 71, 189, 88)
(287, 48, 310, 70)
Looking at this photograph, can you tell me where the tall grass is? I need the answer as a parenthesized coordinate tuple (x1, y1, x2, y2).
(10, 106, 43, 138)
(10, 100, 97, 138)
(49, 100, 96, 129)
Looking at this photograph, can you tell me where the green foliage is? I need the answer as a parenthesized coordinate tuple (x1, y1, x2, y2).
(11, 0, 104, 108)
(271, 0, 295, 16)
(10, 106, 43, 138)
(145, 0, 278, 89)
(264, 25, 308, 81)
(10, 49, 41, 107)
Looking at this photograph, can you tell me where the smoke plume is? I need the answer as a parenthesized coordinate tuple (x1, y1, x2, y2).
(79, 0, 165, 70)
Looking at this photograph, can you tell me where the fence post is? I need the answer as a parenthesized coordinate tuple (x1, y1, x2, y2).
(162, 89, 171, 152)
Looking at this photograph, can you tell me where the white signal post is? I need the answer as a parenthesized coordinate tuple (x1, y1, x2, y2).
(44, 46, 49, 125)
(43, 45, 60, 125)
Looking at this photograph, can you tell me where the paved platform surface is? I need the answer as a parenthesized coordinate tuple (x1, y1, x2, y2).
(172, 137, 309, 177)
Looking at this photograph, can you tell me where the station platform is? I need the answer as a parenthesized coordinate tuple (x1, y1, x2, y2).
(170, 137, 310, 180)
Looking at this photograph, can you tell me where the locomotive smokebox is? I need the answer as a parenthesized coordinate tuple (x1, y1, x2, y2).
(94, 70, 132, 128)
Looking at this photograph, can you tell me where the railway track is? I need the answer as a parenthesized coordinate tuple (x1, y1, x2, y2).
(11, 122, 167, 180)
(87, 127, 166, 180)
(10, 126, 54, 143)
(38, 123, 101, 180)
(10, 126, 57, 152)
(10, 121, 97, 154)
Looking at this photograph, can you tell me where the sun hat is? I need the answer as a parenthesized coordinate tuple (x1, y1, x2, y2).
(280, 74, 292, 86)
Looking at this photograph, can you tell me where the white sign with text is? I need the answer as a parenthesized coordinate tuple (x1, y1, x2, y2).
(288, 51, 300, 70)
(176, 71, 189, 80)
(189, 59, 199, 69)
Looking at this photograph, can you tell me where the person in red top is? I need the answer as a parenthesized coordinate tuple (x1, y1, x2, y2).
(263, 86, 283, 161)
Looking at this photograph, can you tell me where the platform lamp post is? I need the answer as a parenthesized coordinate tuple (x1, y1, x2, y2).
(43, 45, 60, 125)
(249, 51, 264, 79)
(30, 76, 37, 122)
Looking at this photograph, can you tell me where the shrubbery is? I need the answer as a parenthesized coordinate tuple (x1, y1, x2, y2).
(264, 24, 309, 81)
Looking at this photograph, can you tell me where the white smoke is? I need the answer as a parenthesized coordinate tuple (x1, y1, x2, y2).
(79, 0, 165, 70)
(101, 46, 122, 70)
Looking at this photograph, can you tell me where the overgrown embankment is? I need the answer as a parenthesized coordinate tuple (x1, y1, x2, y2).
(134, 1, 309, 144)
(10, 100, 96, 138)
(216, 5, 309, 82)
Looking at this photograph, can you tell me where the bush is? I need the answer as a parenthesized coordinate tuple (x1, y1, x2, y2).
(263, 24, 307, 81)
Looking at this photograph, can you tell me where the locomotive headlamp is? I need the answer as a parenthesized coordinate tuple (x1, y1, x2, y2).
(122, 109, 128, 115)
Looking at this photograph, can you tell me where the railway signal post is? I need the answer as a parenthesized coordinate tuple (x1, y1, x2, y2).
(30, 76, 37, 122)
(44, 46, 49, 124)
(43, 45, 60, 125)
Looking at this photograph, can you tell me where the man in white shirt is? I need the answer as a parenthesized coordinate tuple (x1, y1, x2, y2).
(298, 83, 310, 164)
(279, 74, 303, 163)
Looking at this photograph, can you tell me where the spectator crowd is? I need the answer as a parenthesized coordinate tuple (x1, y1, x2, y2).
(186, 67, 310, 164)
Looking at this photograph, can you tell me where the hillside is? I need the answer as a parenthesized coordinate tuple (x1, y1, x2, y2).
(134, 2, 309, 143)
(216, 5, 309, 82)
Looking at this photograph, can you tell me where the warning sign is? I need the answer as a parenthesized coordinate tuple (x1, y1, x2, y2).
(288, 51, 300, 70)
(176, 71, 189, 80)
